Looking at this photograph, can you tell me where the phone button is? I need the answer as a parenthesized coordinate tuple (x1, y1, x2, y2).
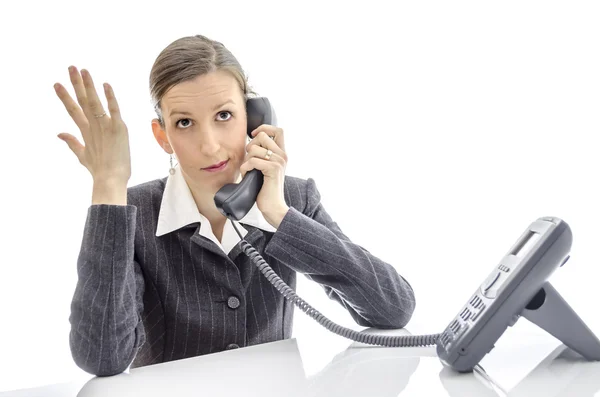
(481, 272, 502, 298)
(498, 264, 510, 273)
(226, 343, 240, 350)
(456, 323, 469, 339)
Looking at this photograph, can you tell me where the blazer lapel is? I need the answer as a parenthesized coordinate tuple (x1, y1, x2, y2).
(189, 222, 266, 264)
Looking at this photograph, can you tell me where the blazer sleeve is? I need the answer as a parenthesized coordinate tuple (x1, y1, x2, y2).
(263, 178, 416, 329)
(69, 204, 146, 376)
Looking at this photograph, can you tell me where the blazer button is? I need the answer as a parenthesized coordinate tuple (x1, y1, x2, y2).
(227, 296, 240, 309)
(226, 343, 239, 350)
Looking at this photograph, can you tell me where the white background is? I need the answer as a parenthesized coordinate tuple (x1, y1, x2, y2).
(1, 0, 599, 394)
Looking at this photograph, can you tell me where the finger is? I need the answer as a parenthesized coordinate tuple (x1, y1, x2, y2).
(54, 82, 91, 142)
(247, 131, 287, 160)
(240, 157, 282, 178)
(102, 82, 123, 123)
(250, 126, 285, 151)
(68, 66, 91, 117)
(80, 69, 109, 125)
(246, 144, 286, 166)
(249, 124, 282, 138)
(57, 133, 86, 164)
(247, 130, 278, 148)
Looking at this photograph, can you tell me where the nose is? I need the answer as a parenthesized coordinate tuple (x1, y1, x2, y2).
(198, 128, 221, 156)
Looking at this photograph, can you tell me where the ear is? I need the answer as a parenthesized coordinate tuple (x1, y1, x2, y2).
(152, 118, 173, 154)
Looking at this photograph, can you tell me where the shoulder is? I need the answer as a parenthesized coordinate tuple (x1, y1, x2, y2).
(283, 175, 321, 214)
(126, 176, 168, 207)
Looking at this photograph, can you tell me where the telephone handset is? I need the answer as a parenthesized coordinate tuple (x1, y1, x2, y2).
(214, 97, 277, 221)
(212, 98, 600, 373)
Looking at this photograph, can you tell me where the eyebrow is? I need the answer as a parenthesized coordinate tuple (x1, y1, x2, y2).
(169, 99, 236, 117)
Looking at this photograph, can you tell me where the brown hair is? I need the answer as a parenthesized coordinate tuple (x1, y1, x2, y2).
(149, 34, 257, 129)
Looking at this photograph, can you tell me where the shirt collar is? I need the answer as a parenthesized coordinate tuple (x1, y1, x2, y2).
(155, 164, 277, 254)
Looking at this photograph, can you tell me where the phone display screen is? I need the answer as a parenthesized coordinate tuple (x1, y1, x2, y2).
(512, 231, 540, 258)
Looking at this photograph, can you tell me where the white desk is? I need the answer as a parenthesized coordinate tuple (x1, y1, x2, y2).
(2, 327, 600, 397)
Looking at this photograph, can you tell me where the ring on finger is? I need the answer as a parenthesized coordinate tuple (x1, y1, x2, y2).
(94, 111, 107, 118)
(264, 149, 273, 160)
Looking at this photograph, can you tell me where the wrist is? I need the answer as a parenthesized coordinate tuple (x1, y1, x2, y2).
(92, 178, 128, 206)
(264, 205, 290, 229)
(93, 175, 128, 189)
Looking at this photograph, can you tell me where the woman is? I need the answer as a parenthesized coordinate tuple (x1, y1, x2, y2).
(54, 34, 416, 377)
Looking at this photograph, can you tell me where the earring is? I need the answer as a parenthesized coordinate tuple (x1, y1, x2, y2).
(169, 154, 178, 175)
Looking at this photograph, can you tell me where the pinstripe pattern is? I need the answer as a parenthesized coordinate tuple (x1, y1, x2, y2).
(68, 175, 416, 376)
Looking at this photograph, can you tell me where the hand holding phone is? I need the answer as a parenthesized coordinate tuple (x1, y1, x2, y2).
(214, 97, 287, 222)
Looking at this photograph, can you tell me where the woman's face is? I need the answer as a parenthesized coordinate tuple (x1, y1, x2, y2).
(152, 70, 247, 192)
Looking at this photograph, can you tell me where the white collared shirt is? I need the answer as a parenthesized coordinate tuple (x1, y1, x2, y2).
(155, 164, 277, 254)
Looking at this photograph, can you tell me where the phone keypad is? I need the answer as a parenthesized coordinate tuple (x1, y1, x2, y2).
(440, 330, 453, 349)
(440, 294, 488, 352)
(441, 317, 471, 353)
(471, 307, 485, 321)
(468, 295, 486, 320)
(470, 295, 485, 309)
(456, 322, 469, 338)
(460, 307, 472, 321)
(450, 319, 460, 333)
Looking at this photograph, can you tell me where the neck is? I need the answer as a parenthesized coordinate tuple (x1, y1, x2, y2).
(182, 171, 243, 226)
(194, 190, 226, 225)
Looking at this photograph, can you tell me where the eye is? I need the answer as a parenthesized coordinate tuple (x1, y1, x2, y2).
(217, 111, 232, 121)
(175, 118, 192, 129)
(175, 111, 232, 129)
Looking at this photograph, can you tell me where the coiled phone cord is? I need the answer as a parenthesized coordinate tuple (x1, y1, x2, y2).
(231, 221, 441, 347)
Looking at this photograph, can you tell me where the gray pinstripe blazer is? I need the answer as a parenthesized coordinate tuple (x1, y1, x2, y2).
(69, 175, 416, 376)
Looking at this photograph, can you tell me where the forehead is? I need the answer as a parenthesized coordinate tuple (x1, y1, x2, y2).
(162, 70, 242, 110)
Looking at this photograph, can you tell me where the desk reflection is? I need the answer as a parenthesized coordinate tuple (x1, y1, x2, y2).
(77, 339, 308, 397)
(76, 328, 425, 397)
(7, 328, 599, 396)
(439, 344, 600, 397)
(303, 329, 424, 396)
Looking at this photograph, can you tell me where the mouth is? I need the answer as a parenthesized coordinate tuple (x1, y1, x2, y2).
(202, 160, 229, 172)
